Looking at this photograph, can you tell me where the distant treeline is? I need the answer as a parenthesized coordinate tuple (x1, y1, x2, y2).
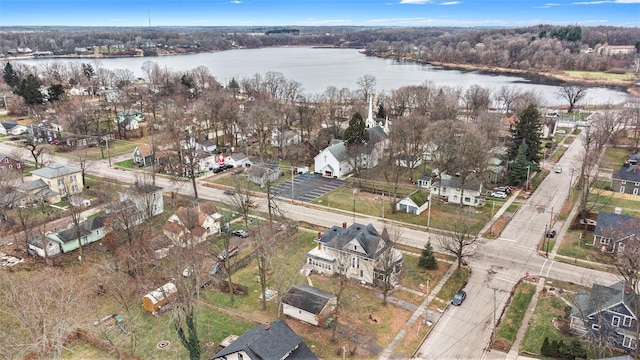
(0, 25, 637, 73)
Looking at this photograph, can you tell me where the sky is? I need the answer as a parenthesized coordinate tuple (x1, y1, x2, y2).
(0, 0, 639, 28)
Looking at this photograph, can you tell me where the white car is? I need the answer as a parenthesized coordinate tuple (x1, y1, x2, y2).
(491, 191, 508, 199)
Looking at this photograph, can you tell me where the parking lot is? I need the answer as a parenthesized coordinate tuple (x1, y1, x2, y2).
(266, 173, 343, 202)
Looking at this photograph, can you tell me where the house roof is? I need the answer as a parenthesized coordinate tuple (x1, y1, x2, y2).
(17, 179, 48, 191)
(408, 190, 430, 207)
(321, 141, 349, 163)
(0, 121, 19, 130)
(199, 201, 219, 216)
(594, 211, 639, 239)
(612, 165, 640, 182)
(282, 284, 336, 315)
(229, 152, 248, 161)
(53, 215, 106, 243)
(211, 318, 317, 360)
(367, 125, 388, 144)
(318, 223, 389, 260)
(31, 164, 81, 179)
(436, 174, 483, 192)
(122, 182, 163, 195)
(571, 281, 638, 319)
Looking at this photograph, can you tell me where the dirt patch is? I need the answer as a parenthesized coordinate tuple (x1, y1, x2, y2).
(484, 215, 511, 237)
(492, 337, 512, 352)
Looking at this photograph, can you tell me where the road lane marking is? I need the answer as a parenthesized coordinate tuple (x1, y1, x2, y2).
(545, 261, 554, 277)
(539, 259, 548, 276)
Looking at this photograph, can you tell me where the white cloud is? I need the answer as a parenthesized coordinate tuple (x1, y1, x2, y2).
(535, 3, 561, 8)
(230, 0, 242, 3)
(110, 18, 122, 22)
(571, 1, 610, 4)
(614, 0, 640, 3)
(399, 0, 433, 4)
(439, 1, 460, 4)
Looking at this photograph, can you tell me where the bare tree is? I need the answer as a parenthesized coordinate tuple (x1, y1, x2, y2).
(437, 217, 479, 271)
(357, 74, 377, 102)
(22, 138, 47, 169)
(377, 226, 404, 305)
(0, 270, 90, 359)
(557, 83, 588, 113)
(331, 251, 351, 342)
(494, 85, 520, 115)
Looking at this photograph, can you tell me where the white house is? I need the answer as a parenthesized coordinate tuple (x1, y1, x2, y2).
(314, 140, 352, 178)
(306, 223, 403, 287)
(396, 190, 430, 215)
(226, 152, 252, 168)
(0, 121, 28, 135)
(282, 284, 337, 326)
(118, 183, 164, 221)
(431, 173, 484, 206)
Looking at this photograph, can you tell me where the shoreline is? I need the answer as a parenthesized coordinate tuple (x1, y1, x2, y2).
(366, 52, 639, 98)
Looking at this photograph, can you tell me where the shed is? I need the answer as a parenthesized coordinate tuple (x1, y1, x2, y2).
(282, 284, 336, 326)
(142, 282, 177, 313)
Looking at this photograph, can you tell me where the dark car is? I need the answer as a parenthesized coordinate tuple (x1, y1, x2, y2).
(209, 262, 222, 276)
(451, 290, 467, 306)
(546, 230, 557, 238)
(223, 164, 234, 170)
(224, 189, 236, 195)
(213, 167, 224, 173)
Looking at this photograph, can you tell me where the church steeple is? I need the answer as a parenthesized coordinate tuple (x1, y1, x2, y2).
(365, 96, 375, 128)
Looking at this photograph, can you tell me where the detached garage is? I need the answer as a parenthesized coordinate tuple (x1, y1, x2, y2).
(282, 284, 336, 326)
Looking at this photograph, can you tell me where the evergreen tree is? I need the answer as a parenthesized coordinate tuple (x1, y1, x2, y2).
(508, 104, 542, 167)
(419, 241, 438, 269)
(81, 63, 94, 81)
(227, 77, 240, 95)
(3, 62, 20, 88)
(509, 140, 533, 186)
(344, 112, 368, 148)
(549, 339, 561, 358)
(376, 103, 386, 119)
(47, 84, 65, 102)
(540, 337, 551, 357)
(14, 74, 44, 105)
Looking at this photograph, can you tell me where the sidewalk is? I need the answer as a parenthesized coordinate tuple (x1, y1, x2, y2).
(377, 264, 457, 360)
(479, 190, 522, 236)
(506, 277, 546, 360)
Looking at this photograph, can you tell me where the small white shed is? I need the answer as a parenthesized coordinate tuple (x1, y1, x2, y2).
(282, 284, 336, 326)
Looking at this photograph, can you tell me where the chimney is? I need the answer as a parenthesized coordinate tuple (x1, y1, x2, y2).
(626, 286, 631, 294)
(342, 222, 347, 228)
(264, 321, 270, 330)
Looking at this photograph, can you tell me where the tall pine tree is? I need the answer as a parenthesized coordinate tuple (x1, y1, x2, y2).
(509, 140, 533, 186)
(344, 112, 369, 148)
(508, 104, 542, 168)
(419, 241, 438, 269)
(3, 62, 20, 88)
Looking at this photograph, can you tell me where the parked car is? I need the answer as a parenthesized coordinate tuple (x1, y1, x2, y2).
(232, 229, 248, 238)
(223, 164, 234, 170)
(218, 245, 239, 261)
(546, 230, 557, 238)
(213, 166, 224, 173)
(451, 290, 467, 306)
(555, 166, 562, 173)
(494, 186, 508, 193)
(491, 191, 508, 199)
(224, 189, 236, 195)
(209, 262, 222, 276)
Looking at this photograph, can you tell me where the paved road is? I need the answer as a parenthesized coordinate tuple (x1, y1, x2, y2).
(0, 133, 621, 359)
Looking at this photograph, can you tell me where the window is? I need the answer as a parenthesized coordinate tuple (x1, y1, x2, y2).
(620, 186, 626, 193)
(8, 165, 12, 169)
(592, 324, 600, 330)
(634, 188, 639, 196)
(600, 237, 611, 244)
(622, 180, 627, 185)
(360, 270, 363, 277)
(636, 182, 640, 186)
(612, 316, 620, 327)
(623, 316, 632, 327)
(623, 335, 637, 349)
(57, 178, 64, 186)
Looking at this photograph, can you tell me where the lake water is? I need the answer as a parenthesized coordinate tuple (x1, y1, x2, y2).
(14, 47, 631, 106)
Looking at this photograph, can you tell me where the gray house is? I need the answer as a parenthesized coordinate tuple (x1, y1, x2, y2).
(611, 163, 640, 196)
(591, 211, 639, 253)
(570, 281, 638, 352)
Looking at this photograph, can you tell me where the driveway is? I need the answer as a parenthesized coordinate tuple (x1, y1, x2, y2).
(266, 173, 343, 202)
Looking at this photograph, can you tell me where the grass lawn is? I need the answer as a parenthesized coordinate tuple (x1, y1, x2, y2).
(313, 186, 491, 233)
(495, 282, 536, 348)
(556, 230, 615, 267)
(602, 147, 631, 169)
(520, 296, 570, 356)
(564, 70, 636, 82)
(434, 267, 469, 307)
